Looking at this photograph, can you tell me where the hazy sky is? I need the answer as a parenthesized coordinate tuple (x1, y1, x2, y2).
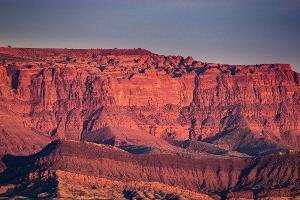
(0, 0, 299, 72)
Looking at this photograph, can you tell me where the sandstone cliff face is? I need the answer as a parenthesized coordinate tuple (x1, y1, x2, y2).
(0, 47, 299, 154)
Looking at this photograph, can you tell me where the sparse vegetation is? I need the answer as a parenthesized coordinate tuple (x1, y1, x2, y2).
(98, 65, 106, 72)
(138, 68, 146, 73)
(127, 72, 134, 79)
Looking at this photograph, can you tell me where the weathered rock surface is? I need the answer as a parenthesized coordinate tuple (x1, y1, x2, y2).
(0, 110, 51, 172)
(0, 140, 299, 199)
(0, 47, 299, 155)
(0, 47, 300, 199)
(0, 169, 214, 200)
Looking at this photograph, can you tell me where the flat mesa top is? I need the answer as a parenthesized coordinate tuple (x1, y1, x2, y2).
(0, 47, 154, 57)
(0, 47, 294, 75)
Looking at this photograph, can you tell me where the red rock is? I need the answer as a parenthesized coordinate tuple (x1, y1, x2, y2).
(0, 140, 299, 199)
(0, 47, 299, 199)
(0, 47, 299, 155)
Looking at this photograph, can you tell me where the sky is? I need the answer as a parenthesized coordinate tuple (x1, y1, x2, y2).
(0, 0, 299, 72)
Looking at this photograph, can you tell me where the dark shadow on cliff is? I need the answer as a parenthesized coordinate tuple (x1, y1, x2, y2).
(119, 145, 153, 154)
(166, 139, 230, 156)
(0, 140, 60, 198)
(204, 128, 290, 156)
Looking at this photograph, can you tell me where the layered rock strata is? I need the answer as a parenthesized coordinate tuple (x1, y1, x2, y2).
(0, 47, 299, 154)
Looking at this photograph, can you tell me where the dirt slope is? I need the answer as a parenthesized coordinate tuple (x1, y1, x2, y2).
(0, 140, 299, 199)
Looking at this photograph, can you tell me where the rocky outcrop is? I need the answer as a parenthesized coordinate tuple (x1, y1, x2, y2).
(0, 109, 51, 172)
(0, 47, 299, 155)
(0, 140, 299, 199)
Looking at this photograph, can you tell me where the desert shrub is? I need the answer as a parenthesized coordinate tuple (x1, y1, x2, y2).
(139, 68, 146, 73)
(128, 73, 134, 79)
(98, 65, 106, 72)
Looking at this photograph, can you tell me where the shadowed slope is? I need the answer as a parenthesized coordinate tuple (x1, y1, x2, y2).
(0, 140, 299, 199)
(0, 110, 51, 172)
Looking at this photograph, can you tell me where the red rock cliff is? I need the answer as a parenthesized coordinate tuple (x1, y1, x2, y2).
(0, 47, 299, 154)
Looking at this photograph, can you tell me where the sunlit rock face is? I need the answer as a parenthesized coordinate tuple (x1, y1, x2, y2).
(0, 47, 299, 150)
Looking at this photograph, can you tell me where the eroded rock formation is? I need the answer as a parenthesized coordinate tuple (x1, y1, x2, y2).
(0, 47, 300, 199)
(0, 140, 299, 199)
(0, 47, 299, 155)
